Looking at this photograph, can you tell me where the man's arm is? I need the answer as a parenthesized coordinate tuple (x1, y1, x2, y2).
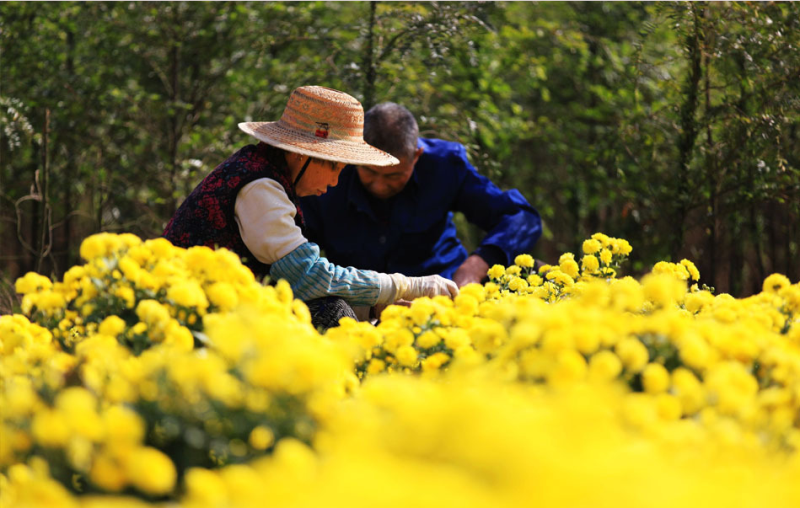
(449, 146, 543, 285)
(452, 254, 490, 287)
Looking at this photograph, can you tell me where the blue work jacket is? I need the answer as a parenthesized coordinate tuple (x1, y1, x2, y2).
(299, 138, 542, 279)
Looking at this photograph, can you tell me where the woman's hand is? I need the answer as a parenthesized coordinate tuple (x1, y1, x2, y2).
(377, 273, 459, 304)
(400, 274, 459, 299)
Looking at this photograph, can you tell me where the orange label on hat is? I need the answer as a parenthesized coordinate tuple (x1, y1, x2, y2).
(315, 122, 329, 138)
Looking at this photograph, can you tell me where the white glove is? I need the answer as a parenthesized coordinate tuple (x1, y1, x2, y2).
(402, 274, 459, 300)
(378, 273, 459, 303)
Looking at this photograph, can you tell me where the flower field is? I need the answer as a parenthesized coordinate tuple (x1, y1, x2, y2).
(2, 233, 800, 507)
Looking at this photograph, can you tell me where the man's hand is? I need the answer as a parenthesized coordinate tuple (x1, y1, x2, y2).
(452, 254, 490, 288)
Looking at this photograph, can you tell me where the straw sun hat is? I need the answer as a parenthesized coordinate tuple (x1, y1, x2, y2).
(239, 86, 399, 167)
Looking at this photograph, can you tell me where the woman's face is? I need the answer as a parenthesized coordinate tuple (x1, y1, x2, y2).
(287, 154, 345, 197)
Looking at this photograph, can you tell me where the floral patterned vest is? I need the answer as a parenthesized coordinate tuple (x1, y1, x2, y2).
(163, 142, 304, 280)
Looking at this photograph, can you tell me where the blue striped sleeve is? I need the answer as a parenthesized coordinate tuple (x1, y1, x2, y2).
(269, 242, 383, 306)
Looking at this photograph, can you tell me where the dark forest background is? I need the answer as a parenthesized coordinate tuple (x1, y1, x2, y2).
(2, 1, 799, 311)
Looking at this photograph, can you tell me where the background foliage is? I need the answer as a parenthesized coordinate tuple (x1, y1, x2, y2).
(2, 1, 799, 306)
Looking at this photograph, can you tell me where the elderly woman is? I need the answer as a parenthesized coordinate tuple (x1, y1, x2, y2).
(164, 86, 457, 330)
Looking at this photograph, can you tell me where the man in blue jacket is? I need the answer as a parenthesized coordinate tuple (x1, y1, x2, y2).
(299, 102, 542, 288)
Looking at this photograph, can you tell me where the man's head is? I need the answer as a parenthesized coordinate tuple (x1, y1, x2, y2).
(357, 103, 424, 200)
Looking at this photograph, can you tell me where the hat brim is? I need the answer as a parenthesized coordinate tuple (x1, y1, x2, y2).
(239, 122, 399, 167)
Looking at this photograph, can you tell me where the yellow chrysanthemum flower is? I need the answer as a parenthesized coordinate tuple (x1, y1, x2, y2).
(514, 254, 534, 268)
(582, 239, 602, 255)
(125, 447, 177, 495)
(248, 425, 275, 451)
(642, 363, 670, 394)
(763, 273, 791, 294)
(581, 254, 600, 274)
(559, 258, 580, 279)
(395, 345, 418, 367)
(14, 272, 53, 295)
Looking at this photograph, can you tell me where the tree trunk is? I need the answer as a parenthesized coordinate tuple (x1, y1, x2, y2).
(62, 27, 77, 274)
(363, 1, 378, 110)
(790, 210, 799, 282)
(674, 3, 704, 259)
(750, 203, 765, 292)
(167, 8, 182, 218)
(37, 109, 50, 273)
(729, 219, 742, 296)
(703, 7, 717, 290)
(787, 122, 799, 282)
(29, 146, 40, 269)
(768, 201, 778, 277)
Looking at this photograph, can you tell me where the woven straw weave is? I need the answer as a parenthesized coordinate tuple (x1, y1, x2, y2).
(239, 86, 398, 166)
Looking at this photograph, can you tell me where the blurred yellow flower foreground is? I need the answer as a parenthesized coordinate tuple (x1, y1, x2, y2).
(2, 232, 800, 507)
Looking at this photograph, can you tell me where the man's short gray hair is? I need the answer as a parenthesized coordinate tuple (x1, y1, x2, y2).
(363, 102, 419, 162)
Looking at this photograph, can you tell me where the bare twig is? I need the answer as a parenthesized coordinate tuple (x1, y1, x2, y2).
(0, 274, 21, 316)
(14, 172, 41, 257)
